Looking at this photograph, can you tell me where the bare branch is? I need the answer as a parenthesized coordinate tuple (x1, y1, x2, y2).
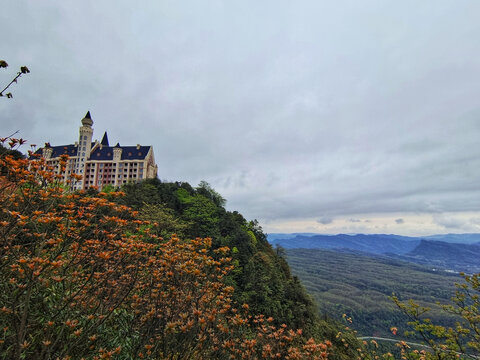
(1, 63, 30, 99)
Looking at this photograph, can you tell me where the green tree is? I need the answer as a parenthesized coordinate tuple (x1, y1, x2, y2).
(390, 273, 480, 359)
(138, 202, 191, 239)
(181, 194, 220, 238)
(196, 180, 226, 207)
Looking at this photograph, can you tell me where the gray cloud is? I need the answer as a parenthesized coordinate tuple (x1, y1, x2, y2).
(433, 214, 467, 230)
(317, 216, 333, 225)
(431, 214, 480, 233)
(2, 1, 480, 235)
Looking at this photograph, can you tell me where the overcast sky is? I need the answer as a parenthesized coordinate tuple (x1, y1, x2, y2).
(2, 1, 480, 236)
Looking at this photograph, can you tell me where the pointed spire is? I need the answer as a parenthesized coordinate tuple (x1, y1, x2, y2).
(114, 142, 120, 148)
(101, 132, 109, 146)
(81, 110, 93, 127)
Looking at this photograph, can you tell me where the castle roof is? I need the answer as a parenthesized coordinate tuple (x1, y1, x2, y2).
(30, 143, 152, 161)
(100, 132, 109, 146)
(89, 145, 151, 161)
(29, 144, 78, 159)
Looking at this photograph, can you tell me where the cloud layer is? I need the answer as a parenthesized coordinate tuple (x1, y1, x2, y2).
(2, 1, 480, 235)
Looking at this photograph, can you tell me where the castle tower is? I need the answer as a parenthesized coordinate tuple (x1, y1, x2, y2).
(75, 111, 94, 189)
(112, 143, 122, 187)
(79, 111, 94, 157)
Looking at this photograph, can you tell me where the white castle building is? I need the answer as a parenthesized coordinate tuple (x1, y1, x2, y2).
(31, 111, 158, 190)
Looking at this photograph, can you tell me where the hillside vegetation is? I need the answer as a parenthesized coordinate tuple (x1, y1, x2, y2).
(284, 248, 460, 337)
(0, 146, 362, 360)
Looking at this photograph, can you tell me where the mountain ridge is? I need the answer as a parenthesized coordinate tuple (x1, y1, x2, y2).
(268, 233, 480, 272)
(268, 232, 480, 245)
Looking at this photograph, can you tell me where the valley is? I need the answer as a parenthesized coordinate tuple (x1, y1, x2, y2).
(268, 233, 480, 337)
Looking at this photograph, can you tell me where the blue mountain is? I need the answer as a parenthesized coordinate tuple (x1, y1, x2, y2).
(268, 233, 420, 255)
(395, 240, 480, 272)
(268, 233, 480, 272)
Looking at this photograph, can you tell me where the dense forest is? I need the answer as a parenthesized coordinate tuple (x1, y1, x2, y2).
(284, 249, 460, 337)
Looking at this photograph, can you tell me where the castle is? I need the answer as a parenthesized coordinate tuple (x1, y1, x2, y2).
(31, 111, 158, 190)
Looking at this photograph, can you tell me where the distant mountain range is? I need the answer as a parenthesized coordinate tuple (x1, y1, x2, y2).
(268, 233, 420, 254)
(392, 240, 480, 273)
(268, 233, 480, 272)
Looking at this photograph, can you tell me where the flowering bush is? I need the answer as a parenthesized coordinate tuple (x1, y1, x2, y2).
(0, 139, 331, 359)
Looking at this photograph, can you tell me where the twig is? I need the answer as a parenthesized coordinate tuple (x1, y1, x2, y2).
(0, 65, 30, 98)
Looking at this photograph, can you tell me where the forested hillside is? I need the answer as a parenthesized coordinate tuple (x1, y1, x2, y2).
(117, 179, 318, 333)
(0, 148, 362, 360)
(285, 248, 460, 337)
(115, 178, 366, 358)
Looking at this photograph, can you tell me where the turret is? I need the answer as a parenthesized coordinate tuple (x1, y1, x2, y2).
(81, 111, 93, 127)
(78, 111, 94, 159)
(113, 143, 122, 162)
(42, 143, 53, 159)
